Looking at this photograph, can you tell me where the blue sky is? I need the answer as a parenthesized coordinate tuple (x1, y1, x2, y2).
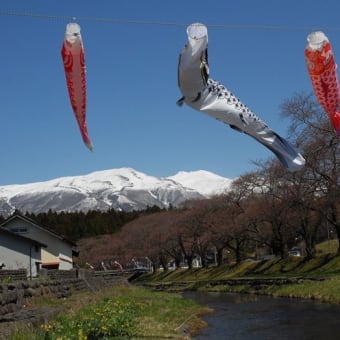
(0, 0, 339, 185)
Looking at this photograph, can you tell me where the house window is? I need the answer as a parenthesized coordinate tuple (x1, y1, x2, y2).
(10, 227, 28, 234)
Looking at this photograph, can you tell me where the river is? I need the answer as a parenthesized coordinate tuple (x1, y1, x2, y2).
(183, 291, 340, 340)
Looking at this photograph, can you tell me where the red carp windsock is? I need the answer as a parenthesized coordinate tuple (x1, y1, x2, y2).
(305, 31, 340, 136)
(61, 23, 93, 151)
(177, 23, 305, 172)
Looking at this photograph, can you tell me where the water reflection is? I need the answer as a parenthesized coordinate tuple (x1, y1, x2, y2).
(184, 291, 340, 340)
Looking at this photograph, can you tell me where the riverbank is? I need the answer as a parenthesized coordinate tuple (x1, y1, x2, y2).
(4, 285, 211, 339)
(5, 248, 340, 338)
(135, 253, 340, 304)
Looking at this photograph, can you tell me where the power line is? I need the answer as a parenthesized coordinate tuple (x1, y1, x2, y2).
(1, 11, 340, 31)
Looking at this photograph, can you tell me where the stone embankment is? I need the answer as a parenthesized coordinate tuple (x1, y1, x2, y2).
(0, 268, 129, 337)
(143, 277, 326, 291)
(205, 277, 325, 287)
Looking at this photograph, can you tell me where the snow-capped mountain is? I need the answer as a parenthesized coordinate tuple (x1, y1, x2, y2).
(0, 168, 234, 217)
(169, 170, 233, 196)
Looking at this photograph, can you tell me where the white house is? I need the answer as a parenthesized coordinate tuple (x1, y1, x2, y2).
(1, 214, 77, 270)
(0, 227, 46, 278)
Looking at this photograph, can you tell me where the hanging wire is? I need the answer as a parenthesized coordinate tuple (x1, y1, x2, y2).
(0, 11, 186, 26)
(0, 11, 73, 22)
(1, 11, 340, 31)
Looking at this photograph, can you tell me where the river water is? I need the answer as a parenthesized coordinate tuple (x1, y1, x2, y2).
(183, 291, 340, 340)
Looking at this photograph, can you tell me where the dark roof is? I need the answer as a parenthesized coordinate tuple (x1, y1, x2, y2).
(0, 227, 47, 248)
(0, 213, 76, 247)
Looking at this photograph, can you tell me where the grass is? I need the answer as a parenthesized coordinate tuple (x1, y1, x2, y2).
(316, 239, 339, 255)
(6, 240, 340, 338)
(141, 242, 340, 283)
(8, 285, 211, 340)
(201, 276, 340, 303)
(136, 240, 340, 304)
(264, 276, 340, 302)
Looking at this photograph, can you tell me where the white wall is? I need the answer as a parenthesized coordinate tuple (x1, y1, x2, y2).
(3, 218, 73, 270)
(0, 234, 40, 277)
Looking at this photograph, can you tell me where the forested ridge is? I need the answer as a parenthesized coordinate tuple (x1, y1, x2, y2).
(0, 205, 165, 242)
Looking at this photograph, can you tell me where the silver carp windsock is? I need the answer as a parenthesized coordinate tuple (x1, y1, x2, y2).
(177, 23, 305, 172)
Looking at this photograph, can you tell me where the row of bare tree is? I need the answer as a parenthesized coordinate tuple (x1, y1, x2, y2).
(85, 93, 340, 270)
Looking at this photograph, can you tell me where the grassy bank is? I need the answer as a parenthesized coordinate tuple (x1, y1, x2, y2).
(6, 241, 340, 338)
(136, 241, 340, 304)
(8, 286, 211, 339)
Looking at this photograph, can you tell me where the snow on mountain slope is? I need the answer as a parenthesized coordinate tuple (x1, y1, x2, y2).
(169, 170, 233, 196)
(0, 168, 234, 216)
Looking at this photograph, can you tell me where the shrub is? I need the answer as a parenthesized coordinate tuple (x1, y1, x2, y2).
(40, 297, 143, 339)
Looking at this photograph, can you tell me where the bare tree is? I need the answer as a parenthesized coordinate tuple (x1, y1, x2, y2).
(282, 92, 340, 256)
(203, 196, 236, 265)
